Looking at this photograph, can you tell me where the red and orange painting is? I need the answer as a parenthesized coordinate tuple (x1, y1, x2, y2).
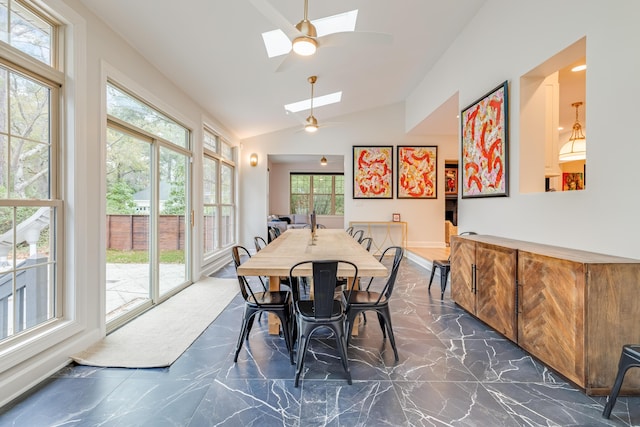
(461, 81, 509, 198)
(397, 146, 437, 199)
(353, 146, 393, 199)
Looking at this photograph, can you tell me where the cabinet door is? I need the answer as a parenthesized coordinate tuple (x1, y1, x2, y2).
(518, 251, 585, 387)
(475, 243, 517, 341)
(450, 237, 475, 313)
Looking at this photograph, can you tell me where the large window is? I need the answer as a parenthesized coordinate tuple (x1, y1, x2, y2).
(0, 1, 62, 343)
(290, 174, 344, 215)
(203, 128, 235, 258)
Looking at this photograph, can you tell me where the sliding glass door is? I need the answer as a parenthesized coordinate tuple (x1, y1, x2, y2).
(105, 82, 191, 329)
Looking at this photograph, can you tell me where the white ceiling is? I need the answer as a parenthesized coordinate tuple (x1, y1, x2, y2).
(79, 0, 585, 141)
(79, 0, 487, 139)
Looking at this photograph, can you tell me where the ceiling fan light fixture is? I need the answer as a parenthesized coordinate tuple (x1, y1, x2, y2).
(305, 115, 318, 133)
(292, 35, 317, 56)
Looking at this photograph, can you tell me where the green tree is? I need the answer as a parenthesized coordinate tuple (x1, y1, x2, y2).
(106, 181, 137, 214)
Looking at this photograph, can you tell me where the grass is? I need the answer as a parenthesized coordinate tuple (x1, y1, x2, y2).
(106, 249, 185, 264)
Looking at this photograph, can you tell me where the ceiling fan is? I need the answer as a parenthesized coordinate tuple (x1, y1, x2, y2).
(251, 0, 393, 71)
(304, 75, 319, 133)
(289, 75, 339, 134)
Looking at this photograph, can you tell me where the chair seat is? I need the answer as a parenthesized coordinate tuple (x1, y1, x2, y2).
(247, 291, 290, 306)
(297, 300, 344, 321)
(432, 259, 449, 268)
(344, 290, 386, 306)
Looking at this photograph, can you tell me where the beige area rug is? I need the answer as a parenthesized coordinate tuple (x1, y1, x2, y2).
(71, 277, 239, 368)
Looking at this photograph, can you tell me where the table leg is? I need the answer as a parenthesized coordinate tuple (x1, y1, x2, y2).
(268, 275, 281, 335)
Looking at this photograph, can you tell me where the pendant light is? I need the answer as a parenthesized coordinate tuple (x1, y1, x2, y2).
(559, 102, 586, 163)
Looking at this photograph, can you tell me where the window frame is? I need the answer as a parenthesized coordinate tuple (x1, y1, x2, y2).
(0, 0, 65, 357)
(290, 173, 344, 215)
(202, 127, 236, 260)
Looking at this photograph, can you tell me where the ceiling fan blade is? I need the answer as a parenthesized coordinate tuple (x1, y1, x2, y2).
(274, 53, 301, 73)
(250, 0, 300, 40)
(317, 31, 393, 49)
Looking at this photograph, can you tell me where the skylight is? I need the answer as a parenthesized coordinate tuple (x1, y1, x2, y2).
(261, 10, 358, 58)
(284, 92, 343, 113)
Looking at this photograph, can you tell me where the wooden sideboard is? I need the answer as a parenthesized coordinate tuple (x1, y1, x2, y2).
(451, 234, 640, 395)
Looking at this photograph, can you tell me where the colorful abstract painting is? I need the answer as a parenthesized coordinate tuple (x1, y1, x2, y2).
(353, 146, 393, 199)
(461, 81, 509, 198)
(397, 146, 437, 199)
(562, 172, 584, 191)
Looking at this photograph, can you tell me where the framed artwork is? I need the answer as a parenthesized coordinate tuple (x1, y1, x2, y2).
(397, 146, 437, 199)
(562, 172, 584, 191)
(460, 81, 509, 198)
(353, 146, 393, 199)
(445, 167, 458, 195)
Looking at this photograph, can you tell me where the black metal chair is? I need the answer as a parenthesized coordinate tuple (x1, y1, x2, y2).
(289, 260, 357, 387)
(254, 236, 267, 252)
(428, 231, 477, 300)
(343, 246, 404, 362)
(351, 229, 364, 243)
(359, 237, 373, 252)
(268, 226, 280, 242)
(345, 226, 354, 236)
(254, 236, 291, 291)
(603, 344, 640, 418)
(231, 246, 294, 364)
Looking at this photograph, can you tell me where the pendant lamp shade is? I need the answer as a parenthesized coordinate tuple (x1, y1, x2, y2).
(559, 102, 586, 163)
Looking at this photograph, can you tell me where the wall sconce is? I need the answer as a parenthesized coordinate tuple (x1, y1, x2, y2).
(320, 156, 327, 166)
(249, 153, 258, 167)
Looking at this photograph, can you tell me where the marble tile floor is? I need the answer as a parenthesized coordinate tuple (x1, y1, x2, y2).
(1, 257, 640, 426)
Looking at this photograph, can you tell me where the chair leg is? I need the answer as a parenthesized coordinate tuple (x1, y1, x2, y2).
(275, 311, 294, 365)
(428, 266, 436, 290)
(603, 348, 640, 418)
(378, 307, 399, 362)
(330, 323, 352, 385)
(440, 266, 450, 300)
(234, 308, 255, 362)
(295, 324, 311, 387)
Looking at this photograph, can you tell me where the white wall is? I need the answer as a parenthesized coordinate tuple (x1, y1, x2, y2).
(241, 102, 458, 250)
(406, 0, 640, 259)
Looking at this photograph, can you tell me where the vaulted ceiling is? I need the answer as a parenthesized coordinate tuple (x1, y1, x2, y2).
(80, 0, 486, 139)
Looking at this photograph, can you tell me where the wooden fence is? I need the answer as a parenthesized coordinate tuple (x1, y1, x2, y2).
(106, 215, 185, 251)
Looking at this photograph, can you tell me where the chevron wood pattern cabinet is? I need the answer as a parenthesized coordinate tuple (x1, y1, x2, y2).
(450, 235, 640, 395)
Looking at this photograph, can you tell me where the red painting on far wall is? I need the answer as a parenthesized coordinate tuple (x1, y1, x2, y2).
(562, 172, 584, 191)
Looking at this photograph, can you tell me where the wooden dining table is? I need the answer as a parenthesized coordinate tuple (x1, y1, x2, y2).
(236, 228, 388, 335)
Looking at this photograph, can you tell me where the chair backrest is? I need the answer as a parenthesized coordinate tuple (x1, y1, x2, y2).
(358, 246, 404, 304)
(360, 237, 373, 252)
(351, 229, 364, 243)
(290, 260, 358, 319)
(231, 245, 267, 302)
(254, 236, 267, 252)
(268, 227, 278, 242)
